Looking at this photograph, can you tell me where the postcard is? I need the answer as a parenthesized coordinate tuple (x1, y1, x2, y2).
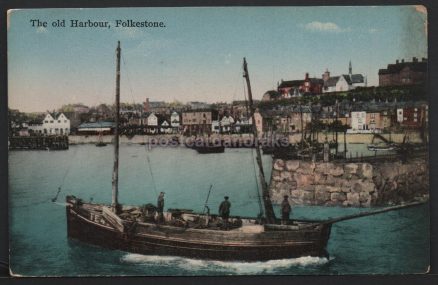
(7, 6, 429, 276)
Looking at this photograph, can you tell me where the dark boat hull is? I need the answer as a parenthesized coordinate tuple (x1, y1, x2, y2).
(194, 145, 225, 154)
(66, 204, 331, 261)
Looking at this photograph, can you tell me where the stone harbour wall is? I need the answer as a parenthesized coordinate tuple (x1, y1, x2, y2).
(269, 158, 429, 207)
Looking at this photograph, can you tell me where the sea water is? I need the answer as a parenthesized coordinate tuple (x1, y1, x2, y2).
(8, 144, 429, 276)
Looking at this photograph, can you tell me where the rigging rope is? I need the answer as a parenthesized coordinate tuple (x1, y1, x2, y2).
(51, 146, 78, 202)
(242, 77, 264, 217)
(143, 144, 159, 197)
(121, 53, 137, 106)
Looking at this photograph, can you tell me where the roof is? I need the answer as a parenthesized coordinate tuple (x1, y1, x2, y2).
(157, 114, 171, 124)
(78, 121, 115, 129)
(341, 75, 353, 85)
(182, 109, 213, 113)
(378, 60, 427, 75)
(350, 74, 364, 84)
(264, 90, 281, 99)
(308, 78, 324, 85)
(325, 76, 339, 87)
(278, 80, 304, 89)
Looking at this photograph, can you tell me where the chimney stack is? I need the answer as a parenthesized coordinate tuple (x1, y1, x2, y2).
(413, 57, 418, 62)
(396, 59, 399, 64)
(144, 98, 150, 112)
(305, 72, 309, 80)
(322, 69, 330, 82)
(422, 57, 427, 62)
(401, 59, 405, 63)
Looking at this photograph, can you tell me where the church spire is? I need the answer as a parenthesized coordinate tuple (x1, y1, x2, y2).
(349, 60, 352, 75)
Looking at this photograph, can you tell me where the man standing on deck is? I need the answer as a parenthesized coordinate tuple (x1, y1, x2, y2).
(157, 192, 165, 223)
(281, 195, 292, 225)
(219, 196, 231, 229)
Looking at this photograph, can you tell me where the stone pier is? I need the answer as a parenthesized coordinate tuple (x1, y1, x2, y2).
(269, 158, 429, 207)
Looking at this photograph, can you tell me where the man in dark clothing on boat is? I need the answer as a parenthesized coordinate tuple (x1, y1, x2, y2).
(281, 195, 292, 225)
(157, 192, 165, 223)
(219, 196, 231, 229)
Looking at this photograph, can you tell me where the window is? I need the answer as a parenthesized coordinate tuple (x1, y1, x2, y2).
(58, 120, 61, 123)
(44, 120, 48, 123)
(50, 120, 54, 123)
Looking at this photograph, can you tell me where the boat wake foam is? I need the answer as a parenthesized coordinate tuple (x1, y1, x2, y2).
(121, 253, 331, 274)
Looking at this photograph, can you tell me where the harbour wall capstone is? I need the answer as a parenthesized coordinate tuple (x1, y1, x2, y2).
(287, 132, 423, 144)
(269, 158, 429, 207)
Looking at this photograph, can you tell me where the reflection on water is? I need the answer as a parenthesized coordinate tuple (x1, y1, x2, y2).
(8, 145, 429, 276)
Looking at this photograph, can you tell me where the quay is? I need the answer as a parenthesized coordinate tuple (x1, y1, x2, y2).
(9, 136, 69, 150)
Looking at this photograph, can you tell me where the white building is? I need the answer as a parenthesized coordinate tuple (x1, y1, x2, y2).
(28, 113, 71, 135)
(323, 62, 366, 93)
(220, 116, 235, 133)
(350, 111, 367, 131)
(170, 111, 180, 129)
(234, 118, 252, 133)
(397, 108, 404, 123)
(254, 111, 264, 137)
(146, 113, 158, 127)
(160, 119, 172, 134)
(211, 120, 220, 133)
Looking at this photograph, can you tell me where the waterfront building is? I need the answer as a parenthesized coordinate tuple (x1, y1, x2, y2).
(77, 121, 115, 135)
(288, 106, 312, 133)
(182, 109, 213, 134)
(211, 120, 220, 133)
(254, 110, 264, 136)
(378, 57, 427, 87)
(234, 117, 252, 133)
(396, 104, 427, 129)
(158, 116, 172, 134)
(27, 112, 71, 135)
(220, 115, 235, 133)
(170, 111, 181, 132)
(350, 111, 367, 131)
(146, 113, 158, 134)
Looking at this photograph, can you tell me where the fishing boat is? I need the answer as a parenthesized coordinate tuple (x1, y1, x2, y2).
(184, 137, 225, 153)
(367, 143, 395, 151)
(65, 42, 425, 261)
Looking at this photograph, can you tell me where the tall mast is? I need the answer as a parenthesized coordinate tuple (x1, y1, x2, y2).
(243, 58, 276, 224)
(112, 41, 121, 212)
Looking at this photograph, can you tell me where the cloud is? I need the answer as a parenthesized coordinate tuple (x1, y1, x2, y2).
(368, 28, 378, 34)
(303, 21, 348, 33)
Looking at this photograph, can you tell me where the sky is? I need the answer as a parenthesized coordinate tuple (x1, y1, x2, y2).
(8, 6, 427, 113)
